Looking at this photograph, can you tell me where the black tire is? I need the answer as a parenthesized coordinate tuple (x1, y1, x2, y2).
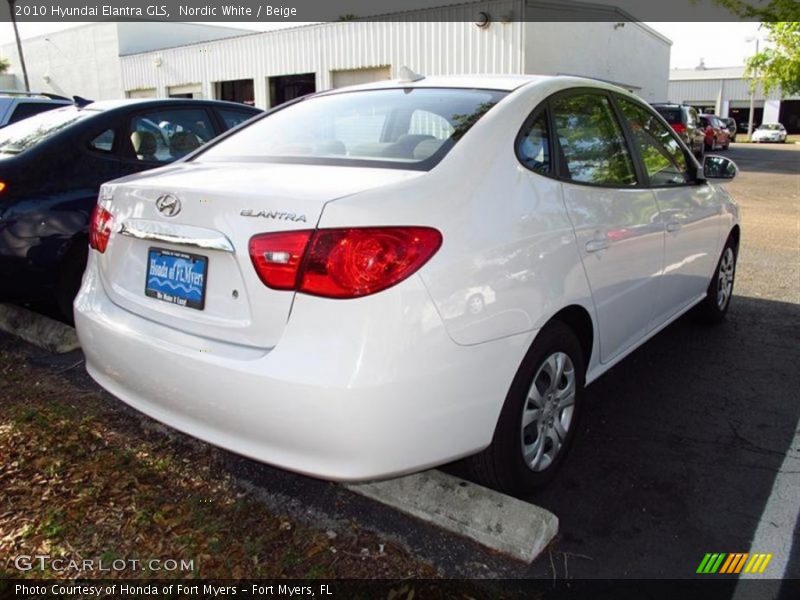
(464, 320, 586, 496)
(696, 234, 738, 324)
(55, 241, 89, 324)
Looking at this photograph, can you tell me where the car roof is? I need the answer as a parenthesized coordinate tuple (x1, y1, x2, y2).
(84, 98, 260, 112)
(319, 74, 555, 94)
(759, 122, 782, 126)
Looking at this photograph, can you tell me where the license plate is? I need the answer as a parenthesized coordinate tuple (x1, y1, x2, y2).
(145, 247, 208, 310)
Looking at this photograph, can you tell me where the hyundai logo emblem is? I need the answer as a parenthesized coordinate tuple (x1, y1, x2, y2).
(155, 194, 181, 217)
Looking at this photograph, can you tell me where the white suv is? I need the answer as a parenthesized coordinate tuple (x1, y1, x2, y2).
(75, 75, 740, 495)
(0, 91, 72, 128)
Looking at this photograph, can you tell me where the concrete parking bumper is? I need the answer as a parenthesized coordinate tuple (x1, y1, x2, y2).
(347, 470, 558, 562)
(0, 303, 80, 354)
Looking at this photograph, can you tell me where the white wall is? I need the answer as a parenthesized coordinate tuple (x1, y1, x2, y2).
(0, 23, 123, 99)
(524, 21, 670, 101)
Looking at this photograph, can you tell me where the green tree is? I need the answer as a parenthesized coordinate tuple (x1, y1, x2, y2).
(745, 22, 800, 96)
(0, 57, 10, 75)
(711, 0, 800, 20)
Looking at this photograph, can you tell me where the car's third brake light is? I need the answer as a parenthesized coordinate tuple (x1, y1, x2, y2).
(249, 227, 442, 299)
(89, 205, 114, 253)
(671, 123, 687, 134)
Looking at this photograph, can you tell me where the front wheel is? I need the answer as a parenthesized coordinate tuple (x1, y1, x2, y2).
(463, 321, 586, 496)
(697, 235, 737, 324)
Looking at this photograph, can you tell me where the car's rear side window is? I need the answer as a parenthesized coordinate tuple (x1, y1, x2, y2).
(197, 88, 508, 170)
(552, 93, 637, 187)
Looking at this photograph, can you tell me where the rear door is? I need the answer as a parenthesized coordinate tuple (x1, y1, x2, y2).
(614, 95, 722, 326)
(553, 90, 664, 363)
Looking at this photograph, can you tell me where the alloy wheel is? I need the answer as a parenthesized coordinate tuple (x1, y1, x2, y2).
(717, 247, 735, 309)
(520, 352, 576, 472)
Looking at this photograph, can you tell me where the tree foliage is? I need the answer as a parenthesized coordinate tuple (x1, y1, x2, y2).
(712, 0, 800, 20)
(745, 22, 800, 96)
(0, 57, 10, 75)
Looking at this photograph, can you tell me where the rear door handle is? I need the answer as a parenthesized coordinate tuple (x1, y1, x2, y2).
(585, 238, 610, 253)
(666, 221, 682, 233)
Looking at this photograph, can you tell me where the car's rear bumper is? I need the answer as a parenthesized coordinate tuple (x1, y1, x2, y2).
(75, 256, 533, 481)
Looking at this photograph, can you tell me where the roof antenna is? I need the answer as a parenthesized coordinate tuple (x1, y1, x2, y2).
(398, 66, 425, 83)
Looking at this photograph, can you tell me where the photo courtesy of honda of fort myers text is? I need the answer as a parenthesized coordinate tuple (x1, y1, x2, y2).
(0, 0, 799, 598)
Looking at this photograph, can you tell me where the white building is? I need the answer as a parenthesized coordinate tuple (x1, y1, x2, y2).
(1, 1, 671, 107)
(0, 22, 252, 100)
(668, 65, 800, 133)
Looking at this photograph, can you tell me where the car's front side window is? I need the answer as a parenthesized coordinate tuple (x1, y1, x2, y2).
(552, 93, 637, 186)
(617, 97, 690, 187)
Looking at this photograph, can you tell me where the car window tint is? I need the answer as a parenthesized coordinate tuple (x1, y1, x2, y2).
(618, 98, 689, 187)
(409, 110, 454, 140)
(553, 93, 636, 186)
(9, 102, 63, 124)
(89, 129, 115, 153)
(0, 106, 94, 156)
(218, 109, 254, 130)
(517, 112, 550, 174)
(199, 88, 507, 170)
(687, 108, 698, 127)
(128, 108, 215, 163)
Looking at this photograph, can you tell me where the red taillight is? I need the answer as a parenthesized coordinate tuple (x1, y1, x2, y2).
(671, 123, 687, 134)
(89, 204, 113, 253)
(0, 181, 6, 194)
(249, 227, 442, 299)
(249, 230, 313, 290)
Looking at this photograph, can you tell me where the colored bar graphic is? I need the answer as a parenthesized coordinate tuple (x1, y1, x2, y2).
(698, 552, 771, 575)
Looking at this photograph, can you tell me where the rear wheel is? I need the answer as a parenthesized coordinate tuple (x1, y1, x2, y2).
(56, 241, 88, 324)
(464, 321, 585, 496)
(697, 235, 737, 324)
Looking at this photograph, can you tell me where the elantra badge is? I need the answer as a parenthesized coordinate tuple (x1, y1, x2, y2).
(155, 194, 181, 217)
(240, 209, 307, 223)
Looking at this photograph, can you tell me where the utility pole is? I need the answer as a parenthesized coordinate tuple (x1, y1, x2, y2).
(7, 0, 31, 92)
(746, 36, 760, 141)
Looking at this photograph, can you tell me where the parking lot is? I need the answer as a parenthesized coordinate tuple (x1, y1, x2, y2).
(1, 143, 798, 582)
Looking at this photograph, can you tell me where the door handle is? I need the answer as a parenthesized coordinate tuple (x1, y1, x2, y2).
(585, 238, 610, 253)
(666, 221, 682, 233)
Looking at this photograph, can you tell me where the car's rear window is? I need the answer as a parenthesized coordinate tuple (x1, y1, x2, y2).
(0, 106, 97, 156)
(197, 88, 508, 170)
(759, 123, 781, 130)
(653, 106, 683, 125)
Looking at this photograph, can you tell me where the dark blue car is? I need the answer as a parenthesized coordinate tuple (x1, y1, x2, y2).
(0, 98, 261, 319)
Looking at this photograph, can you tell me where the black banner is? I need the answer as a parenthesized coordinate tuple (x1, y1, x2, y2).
(2, 579, 800, 600)
(0, 0, 792, 23)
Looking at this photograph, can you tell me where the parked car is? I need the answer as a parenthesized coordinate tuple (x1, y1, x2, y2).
(0, 98, 261, 318)
(651, 102, 706, 159)
(721, 117, 737, 142)
(752, 122, 788, 143)
(74, 75, 740, 495)
(699, 114, 731, 151)
(0, 90, 73, 128)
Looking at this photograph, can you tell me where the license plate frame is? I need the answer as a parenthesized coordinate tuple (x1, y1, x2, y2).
(145, 247, 208, 311)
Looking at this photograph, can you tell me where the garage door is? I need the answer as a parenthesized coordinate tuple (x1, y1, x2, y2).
(169, 83, 202, 98)
(126, 88, 157, 99)
(331, 67, 391, 89)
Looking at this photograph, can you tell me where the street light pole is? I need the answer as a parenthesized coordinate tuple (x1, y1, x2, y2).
(7, 0, 31, 92)
(746, 37, 760, 141)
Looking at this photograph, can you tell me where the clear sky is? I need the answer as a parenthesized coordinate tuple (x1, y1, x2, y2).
(0, 21, 768, 70)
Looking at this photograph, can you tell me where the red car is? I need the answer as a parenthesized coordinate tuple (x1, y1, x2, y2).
(699, 114, 731, 151)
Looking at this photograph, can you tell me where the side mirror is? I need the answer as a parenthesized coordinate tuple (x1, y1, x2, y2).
(703, 155, 738, 180)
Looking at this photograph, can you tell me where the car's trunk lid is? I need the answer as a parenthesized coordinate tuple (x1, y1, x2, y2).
(98, 161, 423, 348)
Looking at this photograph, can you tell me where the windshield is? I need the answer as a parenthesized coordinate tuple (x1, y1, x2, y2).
(197, 88, 508, 169)
(653, 107, 682, 125)
(758, 123, 781, 130)
(0, 106, 97, 156)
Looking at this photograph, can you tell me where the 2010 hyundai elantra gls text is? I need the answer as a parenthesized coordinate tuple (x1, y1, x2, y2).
(74, 75, 740, 495)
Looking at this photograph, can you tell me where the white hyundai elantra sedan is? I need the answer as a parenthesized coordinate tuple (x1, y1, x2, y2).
(75, 75, 740, 495)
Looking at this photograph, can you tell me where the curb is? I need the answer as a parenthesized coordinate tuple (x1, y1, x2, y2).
(347, 470, 558, 563)
(0, 303, 80, 354)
